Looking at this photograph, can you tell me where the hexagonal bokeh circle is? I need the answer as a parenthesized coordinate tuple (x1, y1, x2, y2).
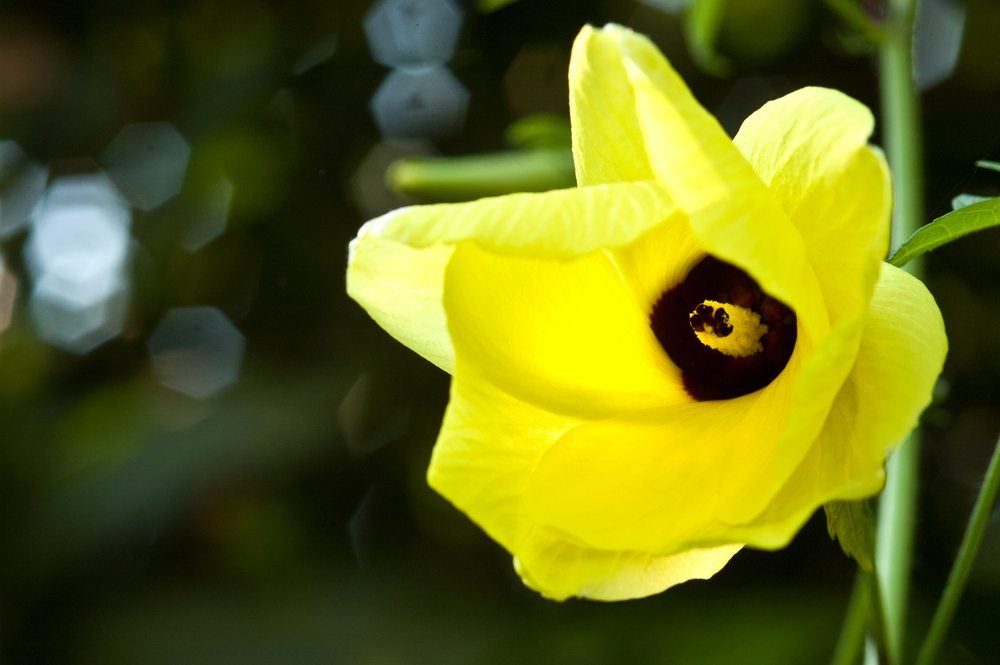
(364, 0, 463, 67)
(370, 66, 468, 140)
(27, 176, 131, 285)
(102, 122, 191, 211)
(147, 306, 246, 399)
(30, 274, 128, 355)
(26, 173, 133, 355)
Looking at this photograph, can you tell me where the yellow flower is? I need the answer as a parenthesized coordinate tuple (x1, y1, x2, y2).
(346, 24, 947, 601)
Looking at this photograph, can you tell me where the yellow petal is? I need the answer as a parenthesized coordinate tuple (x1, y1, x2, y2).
(718, 263, 948, 548)
(522, 296, 874, 554)
(514, 526, 740, 601)
(734, 87, 892, 323)
(427, 367, 579, 551)
(346, 181, 677, 373)
(522, 352, 804, 552)
(577, 24, 829, 345)
(602, 23, 753, 210)
(363, 180, 676, 257)
(609, 214, 703, 313)
(569, 25, 654, 186)
(428, 367, 740, 601)
(443, 241, 688, 417)
(348, 234, 455, 371)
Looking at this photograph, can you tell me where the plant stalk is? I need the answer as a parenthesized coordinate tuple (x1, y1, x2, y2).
(830, 571, 874, 665)
(388, 149, 575, 202)
(875, 0, 924, 663)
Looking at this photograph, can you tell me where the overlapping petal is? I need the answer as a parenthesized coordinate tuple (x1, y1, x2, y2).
(515, 526, 740, 601)
(427, 366, 580, 551)
(536, 25, 868, 551)
(348, 235, 455, 371)
(444, 242, 688, 417)
(428, 367, 740, 600)
(569, 25, 654, 187)
(609, 215, 703, 314)
(570, 24, 829, 343)
(347, 180, 678, 373)
(734, 87, 892, 324)
(522, 349, 802, 553)
(718, 264, 947, 547)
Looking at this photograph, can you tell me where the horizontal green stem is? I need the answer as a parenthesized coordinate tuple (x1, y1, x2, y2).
(388, 149, 575, 202)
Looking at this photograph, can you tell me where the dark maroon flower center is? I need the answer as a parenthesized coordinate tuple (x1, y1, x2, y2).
(650, 255, 797, 401)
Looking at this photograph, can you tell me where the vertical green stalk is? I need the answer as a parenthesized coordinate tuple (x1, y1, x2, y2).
(830, 572, 874, 665)
(876, 441, 919, 663)
(876, 0, 923, 662)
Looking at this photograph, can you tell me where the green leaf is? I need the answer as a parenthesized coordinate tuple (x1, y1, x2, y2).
(825, 501, 875, 571)
(975, 160, 1000, 173)
(888, 196, 1000, 267)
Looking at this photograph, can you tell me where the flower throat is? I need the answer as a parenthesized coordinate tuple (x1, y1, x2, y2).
(650, 256, 797, 401)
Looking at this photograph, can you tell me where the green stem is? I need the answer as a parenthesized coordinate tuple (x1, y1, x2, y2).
(831, 571, 874, 665)
(915, 436, 1000, 665)
(876, 442, 919, 664)
(875, 0, 924, 663)
(388, 149, 575, 202)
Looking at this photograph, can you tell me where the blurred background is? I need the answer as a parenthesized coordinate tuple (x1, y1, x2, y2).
(0, 0, 997, 663)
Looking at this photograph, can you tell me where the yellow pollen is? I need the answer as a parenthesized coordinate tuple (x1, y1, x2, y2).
(689, 299, 768, 358)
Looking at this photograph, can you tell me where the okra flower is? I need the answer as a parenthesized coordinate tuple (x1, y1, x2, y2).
(347, 24, 946, 600)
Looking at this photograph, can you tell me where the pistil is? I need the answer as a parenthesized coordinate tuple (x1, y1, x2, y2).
(689, 299, 769, 358)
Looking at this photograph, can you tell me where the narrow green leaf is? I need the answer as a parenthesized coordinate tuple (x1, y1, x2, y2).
(825, 500, 875, 571)
(888, 196, 1000, 267)
(975, 160, 1000, 172)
